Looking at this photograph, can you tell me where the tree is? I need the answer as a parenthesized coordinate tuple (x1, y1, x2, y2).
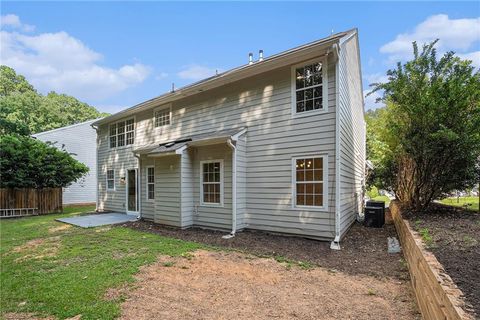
(369, 41, 480, 211)
(0, 65, 109, 135)
(0, 134, 89, 188)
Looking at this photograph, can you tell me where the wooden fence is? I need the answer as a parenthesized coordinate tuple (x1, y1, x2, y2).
(390, 201, 472, 320)
(0, 188, 62, 218)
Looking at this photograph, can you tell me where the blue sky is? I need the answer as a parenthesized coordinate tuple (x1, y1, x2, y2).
(1, 2, 479, 113)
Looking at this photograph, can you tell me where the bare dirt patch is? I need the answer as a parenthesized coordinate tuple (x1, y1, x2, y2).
(48, 224, 71, 233)
(119, 250, 418, 320)
(125, 221, 408, 280)
(12, 237, 60, 262)
(3, 312, 55, 320)
(404, 204, 480, 317)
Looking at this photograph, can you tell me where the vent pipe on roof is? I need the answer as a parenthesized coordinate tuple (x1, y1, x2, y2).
(259, 49, 264, 62)
(248, 52, 253, 65)
(171, 83, 175, 93)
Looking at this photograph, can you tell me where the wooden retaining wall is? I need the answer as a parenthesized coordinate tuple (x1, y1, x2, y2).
(0, 188, 63, 217)
(390, 201, 472, 320)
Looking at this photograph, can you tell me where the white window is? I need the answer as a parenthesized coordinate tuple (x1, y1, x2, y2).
(292, 155, 327, 209)
(106, 169, 115, 190)
(109, 118, 135, 148)
(154, 106, 171, 128)
(200, 160, 223, 206)
(146, 166, 155, 201)
(292, 59, 327, 116)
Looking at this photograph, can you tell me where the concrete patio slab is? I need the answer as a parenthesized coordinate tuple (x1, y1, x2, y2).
(56, 213, 137, 228)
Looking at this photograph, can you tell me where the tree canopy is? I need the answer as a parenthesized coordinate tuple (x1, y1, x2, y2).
(0, 65, 109, 135)
(368, 41, 480, 211)
(0, 134, 89, 188)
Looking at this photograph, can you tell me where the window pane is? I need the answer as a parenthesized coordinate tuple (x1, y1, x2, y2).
(305, 195, 314, 206)
(314, 99, 322, 110)
(110, 136, 116, 148)
(295, 68, 304, 89)
(296, 159, 305, 169)
(118, 134, 125, 147)
(305, 89, 313, 100)
(296, 170, 305, 181)
(296, 194, 305, 206)
(314, 169, 323, 181)
(126, 132, 134, 145)
(305, 99, 313, 111)
(296, 183, 305, 194)
(305, 170, 314, 181)
(313, 87, 322, 98)
(203, 163, 209, 173)
(313, 73, 322, 86)
(313, 158, 323, 169)
(314, 183, 323, 194)
(305, 183, 314, 194)
(313, 62, 322, 73)
(203, 192, 209, 203)
(296, 91, 304, 102)
(305, 159, 313, 169)
(117, 121, 125, 134)
(296, 102, 305, 113)
(314, 195, 323, 207)
(214, 172, 220, 182)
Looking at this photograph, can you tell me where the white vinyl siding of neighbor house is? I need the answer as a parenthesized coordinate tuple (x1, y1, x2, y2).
(33, 119, 98, 205)
(97, 47, 341, 239)
(337, 34, 366, 238)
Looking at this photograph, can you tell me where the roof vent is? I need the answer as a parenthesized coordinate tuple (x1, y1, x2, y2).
(248, 52, 253, 65)
(259, 50, 264, 62)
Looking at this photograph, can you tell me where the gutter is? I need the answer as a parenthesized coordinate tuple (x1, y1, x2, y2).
(90, 123, 100, 212)
(223, 139, 237, 239)
(133, 153, 142, 219)
(331, 42, 342, 251)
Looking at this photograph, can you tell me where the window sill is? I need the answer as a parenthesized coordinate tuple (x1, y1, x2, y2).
(292, 108, 329, 119)
(109, 144, 134, 151)
(200, 203, 224, 208)
(291, 205, 329, 212)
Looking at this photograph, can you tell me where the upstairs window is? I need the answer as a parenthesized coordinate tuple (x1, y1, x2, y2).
(109, 118, 134, 148)
(292, 60, 326, 115)
(146, 167, 155, 200)
(106, 169, 115, 190)
(154, 106, 171, 128)
(200, 160, 223, 206)
(293, 156, 327, 209)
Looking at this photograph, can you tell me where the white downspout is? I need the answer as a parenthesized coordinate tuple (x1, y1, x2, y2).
(133, 153, 142, 219)
(331, 43, 342, 250)
(223, 139, 237, 239)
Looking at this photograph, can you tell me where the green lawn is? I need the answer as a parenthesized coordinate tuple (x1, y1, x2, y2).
(0, 205, 201, 320)
(439, 196, 479, 211)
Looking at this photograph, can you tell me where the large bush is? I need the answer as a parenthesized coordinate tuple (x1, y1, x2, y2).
(369, 41, 480, 211)
(0, 134, 89, 188)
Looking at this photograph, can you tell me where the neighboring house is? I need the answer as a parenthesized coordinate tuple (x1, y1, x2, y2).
(92, 29, 365, 248)
(33, 119, 100, 205)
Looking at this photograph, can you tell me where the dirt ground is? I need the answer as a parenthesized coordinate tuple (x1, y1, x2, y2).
(117, 250, 418, 320)
(125, 220, 409, 280)
(404, 204, 480, 317)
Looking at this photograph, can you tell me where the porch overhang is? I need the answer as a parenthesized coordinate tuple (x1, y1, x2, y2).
(133, 127, 247, 157)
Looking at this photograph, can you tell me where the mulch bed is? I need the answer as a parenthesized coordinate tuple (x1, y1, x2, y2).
(123, 219, 409, 281)
(404, 204, 480, 317)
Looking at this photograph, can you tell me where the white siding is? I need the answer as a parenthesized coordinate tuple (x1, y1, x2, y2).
(33, 120, 98, 205)
(338, 33, 366, 238)
(154, 155, 181, 226)
(180, 149, 194, 227)
(236, 133, 247, 230)
(140, 157, 155, 221)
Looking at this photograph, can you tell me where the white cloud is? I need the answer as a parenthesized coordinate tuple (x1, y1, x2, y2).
(155, 72, 169, 80)
(364, 90, 384, 111)
(363, 73, 389, 85)
(381, 14, 480, 62)
(0, 21, 151, 101)
(1, 14, 35, 32)
(177, 65, 219, 81)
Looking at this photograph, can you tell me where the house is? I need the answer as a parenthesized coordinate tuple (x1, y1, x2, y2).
(92, 29, 365, 249)
(33, 119, 100, 205)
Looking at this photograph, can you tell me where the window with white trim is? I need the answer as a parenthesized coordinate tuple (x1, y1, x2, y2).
(154, 107, 171, 128)
(107, 169, 115, 190)
(146, 167, 155, 200)
(200, 160, 223, 205)
(293, 156, 326, 208)
(293, 60, 325, 114)
(109, 118, 134, 148)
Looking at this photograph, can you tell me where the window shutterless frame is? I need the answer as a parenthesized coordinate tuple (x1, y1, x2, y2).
(153, 104, 172, 129)
(109, 116, 135, 149)
(146, 166, 155, 201)
(291, 154, 329, 211)
(291, 57, 328, 118)
(199, 159, 224, 207)
(106, 169, 115, 191)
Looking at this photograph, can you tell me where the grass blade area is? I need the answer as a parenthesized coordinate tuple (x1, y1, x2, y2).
(0, 205, 201, 319)
(439, 197, 479, 211)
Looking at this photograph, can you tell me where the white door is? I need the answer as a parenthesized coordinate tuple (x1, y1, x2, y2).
(126, 169, 138, 215)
